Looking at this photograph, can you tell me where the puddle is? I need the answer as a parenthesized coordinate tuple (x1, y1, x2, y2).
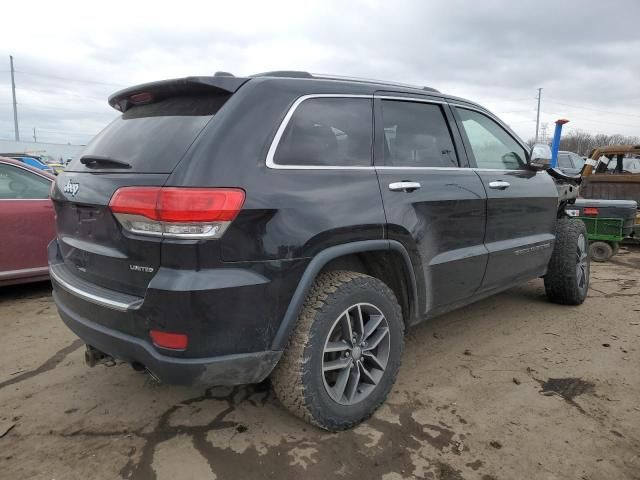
(540, 378, 595, 401)
(539, 377, 595, 414)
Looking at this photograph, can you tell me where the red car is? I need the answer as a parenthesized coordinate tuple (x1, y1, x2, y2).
(0, 156, 56, 286)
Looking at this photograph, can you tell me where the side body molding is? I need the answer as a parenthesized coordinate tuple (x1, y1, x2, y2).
(270, 240, 418, 350)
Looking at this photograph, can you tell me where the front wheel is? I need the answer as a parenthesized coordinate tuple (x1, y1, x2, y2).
(271, 271, 404, 431)
(544, 218, 590, 305)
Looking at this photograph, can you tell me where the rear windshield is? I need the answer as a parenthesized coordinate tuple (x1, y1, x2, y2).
(66, 94, 229, 173)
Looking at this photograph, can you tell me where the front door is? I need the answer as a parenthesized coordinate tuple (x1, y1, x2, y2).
(452, 106, 558, 291)
(0, 163, 55, 277)
(374, 96, 488, 316)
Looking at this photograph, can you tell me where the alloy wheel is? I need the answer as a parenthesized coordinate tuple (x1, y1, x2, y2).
(321, 303, 391, 405)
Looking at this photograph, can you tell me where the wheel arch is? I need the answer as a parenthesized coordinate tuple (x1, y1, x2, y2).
(270, 240, 418, 351)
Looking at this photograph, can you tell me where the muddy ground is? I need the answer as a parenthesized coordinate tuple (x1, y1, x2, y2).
(1, 248, 639, 480)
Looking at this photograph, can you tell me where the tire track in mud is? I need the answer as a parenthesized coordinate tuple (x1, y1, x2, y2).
(0, 339, 83, 390)
(118, 386, 247, 479)
(111, 382, 482, 480)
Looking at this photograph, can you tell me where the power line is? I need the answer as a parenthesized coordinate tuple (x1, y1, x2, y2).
(29, 127, 97, 136)
(496, 109, 534, 114)
(544, 98, 640, 119)
(541, 110, 640, 129)
(16, 85, 108, 102)
(17, 102, 115, 116)
(14, 69, 125, 88)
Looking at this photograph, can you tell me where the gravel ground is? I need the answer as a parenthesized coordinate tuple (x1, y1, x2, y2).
(1, 247, 639, 480)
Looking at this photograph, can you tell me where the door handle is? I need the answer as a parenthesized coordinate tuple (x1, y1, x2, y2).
(488, 180, 510, 190)
(389, 181, 421, 192)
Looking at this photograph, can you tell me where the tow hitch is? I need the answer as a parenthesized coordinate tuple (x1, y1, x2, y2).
(84, 345, 115, 367)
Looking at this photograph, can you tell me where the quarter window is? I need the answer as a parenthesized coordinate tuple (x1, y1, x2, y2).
(456, 108, 527, 170)
(381, 100, 458, 168)
(0, 164, 51, 199)
(274, 98, 372, 167)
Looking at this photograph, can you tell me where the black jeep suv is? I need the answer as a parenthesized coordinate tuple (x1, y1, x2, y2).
(49, 71, 589, 430)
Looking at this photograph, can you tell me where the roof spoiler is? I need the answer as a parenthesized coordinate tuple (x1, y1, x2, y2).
(108, 75, 249, 112)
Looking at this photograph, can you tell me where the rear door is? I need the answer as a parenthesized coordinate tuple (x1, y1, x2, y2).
(0, 162, 55, 278)
(374, 95, 488, 315)
(452, 106, 558, 291)
(52, 92, 230, 296)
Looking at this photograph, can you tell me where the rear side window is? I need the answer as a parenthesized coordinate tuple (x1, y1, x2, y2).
(274, 98, 372, 167)
(381, 100, 458, 168)
(0, 164, 51, 199)
(66, 94, 229, 174)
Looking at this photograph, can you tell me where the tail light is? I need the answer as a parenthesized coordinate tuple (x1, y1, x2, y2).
(109, 187, 245, 239)
(150, 330, 188, 350)
(583, 207, 599, 216)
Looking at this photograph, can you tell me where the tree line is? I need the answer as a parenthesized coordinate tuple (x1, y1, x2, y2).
(527, 130, 640, 156)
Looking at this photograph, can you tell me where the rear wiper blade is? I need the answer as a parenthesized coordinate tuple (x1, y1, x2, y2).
(80, 155, 131, 169)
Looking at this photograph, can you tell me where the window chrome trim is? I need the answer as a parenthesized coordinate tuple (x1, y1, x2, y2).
(265, 94, 530, 173)
(375, 166, 528, 172)
(0, 160, 54, 181)
(265, 94, 374, 170)
(376, 166, 462, 171)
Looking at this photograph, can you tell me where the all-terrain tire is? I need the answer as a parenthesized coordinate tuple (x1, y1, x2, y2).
(544, 218, 590, 305)
(589, 241, 614, 262)
(271, 270, 404, 431)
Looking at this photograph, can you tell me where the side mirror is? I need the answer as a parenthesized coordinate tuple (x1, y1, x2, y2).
(529, 143, 552, 170)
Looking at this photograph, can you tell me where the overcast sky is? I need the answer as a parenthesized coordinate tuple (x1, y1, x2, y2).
(2, 0, 640, 146)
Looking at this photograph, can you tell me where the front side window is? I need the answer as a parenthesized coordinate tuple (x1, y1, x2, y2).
(0, 164, 51, 199)
(381, 100, 458, 168)
(274, 97, 372, 167)
(456, 108, 527, 170)
(570, 153, 585, 170)
(557, 153, 573, 168)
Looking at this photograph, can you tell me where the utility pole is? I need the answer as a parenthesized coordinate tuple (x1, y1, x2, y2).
(540, 122, 548, 143)
(535, 87, 542, 143)
(10, 55, 20, 141)
(33, 127, 37, 143)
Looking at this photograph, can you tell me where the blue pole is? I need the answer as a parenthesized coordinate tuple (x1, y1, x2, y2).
(550, 119, 569, 168)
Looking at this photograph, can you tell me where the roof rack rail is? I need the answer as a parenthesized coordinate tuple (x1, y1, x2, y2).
(250, 71, 439, 92)
(311, 73, 440, 93)
(251, 70, 313, 78)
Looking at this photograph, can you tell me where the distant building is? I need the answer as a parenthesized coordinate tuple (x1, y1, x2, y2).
(0, 139, 85, 161)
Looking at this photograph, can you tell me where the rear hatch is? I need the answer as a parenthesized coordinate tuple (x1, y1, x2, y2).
(52, 76, 247, 297)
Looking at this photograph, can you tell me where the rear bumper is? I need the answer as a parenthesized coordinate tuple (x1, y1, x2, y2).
(47, 238, 302, 386)
(54, 289, 281, 386)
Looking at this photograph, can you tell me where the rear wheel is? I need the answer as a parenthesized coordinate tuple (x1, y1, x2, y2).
(544, 219, 590, 305)
(589, 241, 614, 262)
(271, 271, 404, 431)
